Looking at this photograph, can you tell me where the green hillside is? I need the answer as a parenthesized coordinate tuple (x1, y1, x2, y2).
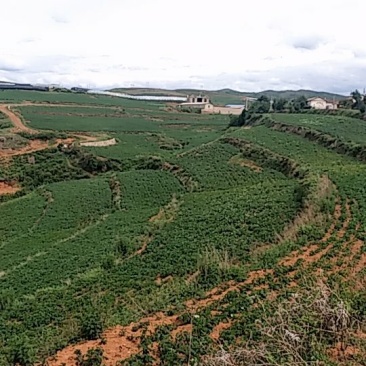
(0, 91, 364, 365)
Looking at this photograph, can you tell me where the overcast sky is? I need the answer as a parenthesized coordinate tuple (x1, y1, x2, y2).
(1, 0, 365, 94)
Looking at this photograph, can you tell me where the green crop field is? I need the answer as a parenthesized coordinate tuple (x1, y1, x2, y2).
(0, 92, 365, 365)
(271, 112, 366, 145)
(18, 104, 226, 132)
(0, 90, 155, 107)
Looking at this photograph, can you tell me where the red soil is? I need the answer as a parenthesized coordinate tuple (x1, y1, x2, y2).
(133, 235, 153, 256)
(0, 139, 50, 158)
(210, 320, 233, 341)
(0, 104, 37, 134)
(171, 324, 193, 340)
(0, 181, 20, 195)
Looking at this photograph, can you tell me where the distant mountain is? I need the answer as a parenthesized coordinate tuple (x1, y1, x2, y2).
(109, 87, 346, 105)
(250, 89, 345, 101)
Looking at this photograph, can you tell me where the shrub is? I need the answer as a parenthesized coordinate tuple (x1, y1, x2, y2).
(115, 237, 129, 256)
(80, 310, 103, 340)
(101, 255, 115, 271)
(6, 336, 35, 366)
(75, 348, 105, 366)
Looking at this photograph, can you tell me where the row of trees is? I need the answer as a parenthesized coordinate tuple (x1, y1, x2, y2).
(248, 95, 310, 114)
(339, 89, 366, 113)
(229, 89, 366, 127)
(250, 90, 366, 114)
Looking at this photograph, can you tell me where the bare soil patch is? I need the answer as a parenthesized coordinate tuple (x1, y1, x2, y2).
(171, 324, 193, 340)
(210, 320, 233, 341)
(0, 138, 73, 159)
(0, 181, 20, 195)
(0, 140, 49, 158)
(228, 155, 262, 172)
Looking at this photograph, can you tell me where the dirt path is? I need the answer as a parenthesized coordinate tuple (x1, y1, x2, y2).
(0, 139, 73, 159)
(0, 105, 36, 134)
(0, 140, 49, 159)
(0, 102, 112, 159)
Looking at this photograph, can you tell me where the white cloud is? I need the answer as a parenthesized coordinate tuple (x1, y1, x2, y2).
(0, 0, 365, 93)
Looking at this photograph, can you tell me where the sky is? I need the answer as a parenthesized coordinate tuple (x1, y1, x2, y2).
(1, 0, 365, 94)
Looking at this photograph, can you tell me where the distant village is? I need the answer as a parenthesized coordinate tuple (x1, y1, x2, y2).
(178, 93, 361, 115)
(0, 80, 363, 116)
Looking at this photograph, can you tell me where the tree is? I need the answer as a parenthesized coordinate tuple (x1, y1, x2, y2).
(228, 109, 248, 127)
(249, 95, 270, 113)
(351, 89, 362, 107)
(351, 89, 365, 112)
(291, 96, 309, 111)
(273, 98, 287, 112)
(338, 98, 353, 109)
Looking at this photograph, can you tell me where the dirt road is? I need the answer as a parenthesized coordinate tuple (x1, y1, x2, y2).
(0, 105, 36, 134)
(0, 102, 116, 160)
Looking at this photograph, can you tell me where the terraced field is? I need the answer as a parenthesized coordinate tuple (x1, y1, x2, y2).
(0, 92, 365, 366)
(272, 113, 366, 145)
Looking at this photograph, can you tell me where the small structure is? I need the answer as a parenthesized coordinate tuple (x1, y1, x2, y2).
(178, 94, 248, 115)
(202, 103, 244, 115)
(178, 94, 211, 109)
(186, 94, 210, 104)
(243, 96, 257, 110)
(307, 97, 338, 110)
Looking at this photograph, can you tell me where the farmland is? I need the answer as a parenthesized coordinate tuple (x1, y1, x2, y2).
(0, 91, 365, 365)
(272, 112, 366, 145)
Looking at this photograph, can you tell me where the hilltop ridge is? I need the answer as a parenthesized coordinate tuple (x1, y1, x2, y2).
(109, 87, 346, 105)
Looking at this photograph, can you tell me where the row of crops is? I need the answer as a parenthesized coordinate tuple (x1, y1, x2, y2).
(229, 123, 366, 239)
(18, 103, 226, 132)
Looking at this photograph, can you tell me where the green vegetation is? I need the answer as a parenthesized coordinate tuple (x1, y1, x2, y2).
(272, 113, 366, 145)
(0, 111, 11, 130)
(0, 90, 150, 106)
(18, 104, 225, 132)
(0, 91, 365, 365)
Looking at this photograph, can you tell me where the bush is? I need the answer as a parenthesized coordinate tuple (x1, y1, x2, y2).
(6, 336, 35, 366)
(0, 289, 15, 310)
(115, 237, 129, 256)
(75, 348, 105, 366)
(101, 255, 115, 271)
(80, 310, 103, 340)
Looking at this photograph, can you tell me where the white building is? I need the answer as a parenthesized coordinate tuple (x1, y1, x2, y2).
(307, 97, 338, 110)
(179, 94, 211, 108)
